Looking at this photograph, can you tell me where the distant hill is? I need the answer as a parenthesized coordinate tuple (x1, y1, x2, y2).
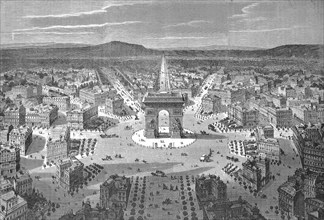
(264, 44, 324, 59)
(0, 41, 159, 60)
(0, 41, 323, 60)
(161, 45, 262, 51)
(166, 44, 324, 60)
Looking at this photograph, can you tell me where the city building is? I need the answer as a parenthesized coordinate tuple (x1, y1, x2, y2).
(268, 107, 293, 128)
(228, 103, 259, 128)
(0, 143, 20, 178)
(63, 85, 78, 96)
(66, 109, 84, 129)
(0, 125, 14, 143)
(255, 157, 271, 186)
(292, 124, 324, 173)
(66, 105, 98, 129)
(263, 125, 274, 139)
(230, 88, 246, 104)
(278, 180, 305, 219)
(8, 125, 32, 156)
(46, 127, 70, 163)
(0, 190, 27, 220)
(33, 84, 43, 98)
(26, 103, 58, 128)
(105, 97, 124, 115)
(261, 94, 286, 108)
(12, 171, 33, 196)
(195, 174, 227, 205)
(286, 86, 297, 98)
(289, 168, 324, 200)
(201, 94, 223, 114)
(291, 104, 324, 124)
(3, 105, 26, 128)
(43, 95, 71, 111)
(257, 138, 280, 162)
(58, 200, 124, 220)
(202, 196, 266, 220)
(249, 98, 293, 128)
(0, 176, 14, 196)
(256, 126, 274, 139)
(56, 157, 84, 191)
(305, 198, 324, 220)
(100, 175, 131, 210)
(209, 88, 246, 105)
(241, 157, 270, 191)
(10, 85, 34, 99)
(79, 87, 108, 106)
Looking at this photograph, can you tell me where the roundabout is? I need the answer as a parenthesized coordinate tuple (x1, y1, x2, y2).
(132, 128, 196, 149)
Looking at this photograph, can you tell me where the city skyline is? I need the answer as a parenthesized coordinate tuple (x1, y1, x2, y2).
(1, 0, 323, 49)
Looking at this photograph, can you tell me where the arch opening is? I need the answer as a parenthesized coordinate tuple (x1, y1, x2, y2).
(158, 109, 170, 136)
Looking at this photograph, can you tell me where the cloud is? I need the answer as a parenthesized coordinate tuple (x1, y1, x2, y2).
(23, 9, 107, 19)
(163, 20, 212, 29)
(14, 21, 142, 32)
(23, 3, 137, 19)
(239, 17, 267, 23)
(230, 26, 306, 33)
(13, 31, 95, 35)
(229, 2, 259, 19)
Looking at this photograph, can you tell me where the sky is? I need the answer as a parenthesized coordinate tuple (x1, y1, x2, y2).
(1, 0, 323, 48)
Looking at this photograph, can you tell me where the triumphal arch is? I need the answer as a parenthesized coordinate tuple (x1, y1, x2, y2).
(143, 55, 185, 138)
(143, 92, 184, 138)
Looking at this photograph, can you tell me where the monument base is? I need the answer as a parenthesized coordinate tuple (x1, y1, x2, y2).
(144, 127, 182, 139)
(144, 130, 155, 139)
(132, 129, 196, 149)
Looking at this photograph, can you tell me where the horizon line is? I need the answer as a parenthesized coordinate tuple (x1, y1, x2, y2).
(1, 41, 323, 50)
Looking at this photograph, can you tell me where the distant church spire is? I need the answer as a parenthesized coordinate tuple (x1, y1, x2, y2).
(158, 54, 171, 93)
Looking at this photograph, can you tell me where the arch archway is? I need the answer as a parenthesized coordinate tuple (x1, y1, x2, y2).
(158, 109, 170, 135)
(143, 94, 184, 139)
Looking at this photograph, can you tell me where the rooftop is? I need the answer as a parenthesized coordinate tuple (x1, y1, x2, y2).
(0, 177, 12, 190)
(57, 157, 83, 172)
(69, 157, 83, 171)
(279, 181, 297, 196)
(259, 138, 279, 144)
(144, 92, 185, 104)
(27, 103, 57, 113)
(49, 127, 69, 141)
(80, 86, 104, 94)
(203, 94, 221, 101)
(102, 175, 129, 190)
(0, 190, 16, 201)
(5, 106, 20, 112)
(11, 124, 32, 134)
(0, 143, 19, 153)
